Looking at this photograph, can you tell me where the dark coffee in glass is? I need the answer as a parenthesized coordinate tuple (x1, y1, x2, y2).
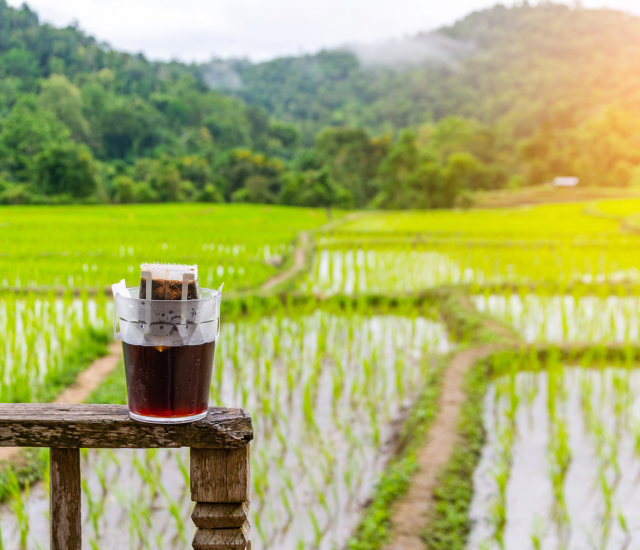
(123, 342, 215, 420)
(112, 276, 222, 425)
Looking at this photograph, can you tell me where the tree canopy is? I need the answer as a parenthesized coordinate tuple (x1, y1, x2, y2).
(1, 1, 640, 207)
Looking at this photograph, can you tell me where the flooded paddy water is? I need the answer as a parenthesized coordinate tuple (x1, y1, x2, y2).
(472, 294, 640, 344)
(469, 366, 640, 550)
(304, 244, 640, 295)
(0, 294, 112, 403)
(0, 308, 452, 549)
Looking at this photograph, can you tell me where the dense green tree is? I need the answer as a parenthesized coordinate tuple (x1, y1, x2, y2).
(376, 126, 508, 208)
(0, 95, 70, 180)
(2, 0, 640, 206)
(39, 74, 90, 143)
(313, 127, 389, 206)
(99, 96, 163, 160)
(35, 141, 98, 197)
(198, 183, 224, 203)
(269, 121, 301, 151)
(112, 175, 133, 202)
(279, 167, 352, 210)
(216, 149, 284, 201)
(0, 48, 40, 82)
(230, 4, 640, 145)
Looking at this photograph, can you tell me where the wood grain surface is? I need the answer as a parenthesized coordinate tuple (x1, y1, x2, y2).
(191, 446, 251, 503)
(50, 448, 81, 550)
(192, 502, 249, 528)
(0, 404, 252, 449)
(192, 521, 251, 549)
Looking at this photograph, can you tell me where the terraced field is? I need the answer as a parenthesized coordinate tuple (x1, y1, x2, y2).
(3, 199, 640, 550)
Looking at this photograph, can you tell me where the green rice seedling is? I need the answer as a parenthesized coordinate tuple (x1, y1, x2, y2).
(133, 454, 158, 502)
(530, 515, 545, 550)
(309, 475, 331, 517)
(2, 306, 448, 550)
(42, 461, 51, 523)
(487, 417, 517, 549)
(579, 371, 594, 425)
(318, 444, 337, 487)
(113, 490, 136, 550)
(2, 205, 331, 292)
(370, 407, 381, 447)
(82, 478, 103, 537)
(253, 511, 268, 547)
(126, 497, 148, 550)
(7, 471, 29, 550)
(548, 417, 571, 531)
(309, 509, 323, 548)
(158, 482, 187, 545)
(597, 469, 613, 548)
(175, 451, 190, 494)
(94, 452, 110, 499)
(489, 468, 508, 543)
(612, 369, 632, 433)
(303, 379, 318, 430)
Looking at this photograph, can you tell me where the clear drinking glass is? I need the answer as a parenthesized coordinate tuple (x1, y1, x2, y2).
(113, 286, 222, 424)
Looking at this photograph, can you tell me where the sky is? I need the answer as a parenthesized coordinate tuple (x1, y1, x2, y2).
(6, 0, 640, 63)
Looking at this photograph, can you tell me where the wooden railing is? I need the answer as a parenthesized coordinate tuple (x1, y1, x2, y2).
(0, 404, 253, 550)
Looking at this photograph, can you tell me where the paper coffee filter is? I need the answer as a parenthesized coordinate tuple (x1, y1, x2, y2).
(112, 280, 222, 346)
(141, 263, 198, 281)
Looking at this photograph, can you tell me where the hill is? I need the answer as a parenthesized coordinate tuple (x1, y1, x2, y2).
(0, 1, 304, 204)
(217, 3, 640, 144)
(1, 2, 640, 209)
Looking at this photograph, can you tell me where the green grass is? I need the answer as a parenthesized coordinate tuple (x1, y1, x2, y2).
(35, 327, 111, 403)
(85, 360, 127, 405)
(3, 200, 640, 546)
(421, 346, 640, 549)
(423, 353, 491, 550)
(347, 355, 447, 550)
(330, 200, 640, 238)
(307, 202, 640, 293)
(0, 204, 337, 291)
(595, 198, 640, 216)
(0, 449, 49, 504)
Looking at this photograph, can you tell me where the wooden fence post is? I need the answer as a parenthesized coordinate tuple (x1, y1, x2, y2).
(0, 404, 253, 549)
(190, 445, 251, 549)
(50, 448, 82, 550)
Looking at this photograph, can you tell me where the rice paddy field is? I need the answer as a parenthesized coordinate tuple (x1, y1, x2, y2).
(0, 204, 331, 291)
(3, 198, 640, 549)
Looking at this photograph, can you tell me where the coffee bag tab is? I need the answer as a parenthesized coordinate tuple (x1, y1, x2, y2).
(139, 263, 200, 300)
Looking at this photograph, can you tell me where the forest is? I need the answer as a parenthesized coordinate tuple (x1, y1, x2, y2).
(1, 1, 640, 208)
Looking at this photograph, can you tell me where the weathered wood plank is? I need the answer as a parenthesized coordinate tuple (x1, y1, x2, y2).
(192, 502, 249, 528)
(192, 522, 251, 550)
(191, 446, 251, 503)
(0, 404, 252, 449)
(50, 448, 81, 550)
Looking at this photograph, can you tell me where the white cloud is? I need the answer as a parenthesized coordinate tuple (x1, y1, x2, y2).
(6, 0, 640, 62)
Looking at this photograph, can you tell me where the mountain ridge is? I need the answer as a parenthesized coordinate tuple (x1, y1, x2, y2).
(206, 3, 640, 144)
(1, 1, 640, 209)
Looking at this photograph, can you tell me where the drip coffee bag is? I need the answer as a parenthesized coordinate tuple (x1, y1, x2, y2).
(111, 265, 223, 424)
(139, 263, 200, 300)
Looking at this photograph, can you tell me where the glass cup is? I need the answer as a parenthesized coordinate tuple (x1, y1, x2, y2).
(113, 286, 222, 424)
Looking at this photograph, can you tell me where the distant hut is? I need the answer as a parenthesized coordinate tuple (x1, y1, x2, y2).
(553, 177, 579, 188)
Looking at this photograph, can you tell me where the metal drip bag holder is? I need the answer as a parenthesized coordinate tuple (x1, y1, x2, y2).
(112, 273, 223, 348)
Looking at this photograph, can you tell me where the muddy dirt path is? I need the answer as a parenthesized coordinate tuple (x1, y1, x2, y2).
(382, 345, 495, 550)
(0, 341, 122, 464)
(261, 232, 309, 292)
